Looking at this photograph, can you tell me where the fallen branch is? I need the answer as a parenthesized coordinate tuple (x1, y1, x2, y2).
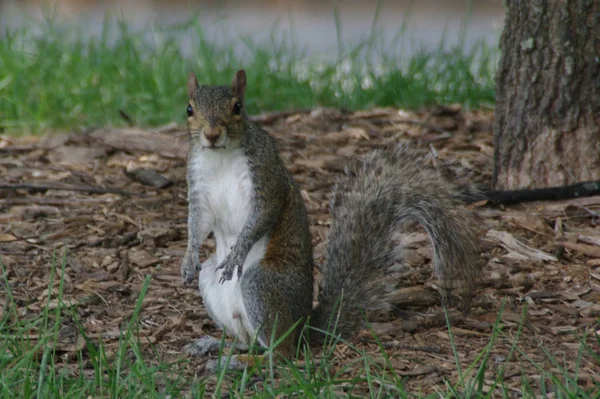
(465, 184, 600, 206)
(487, 180, 600, 205)
(88, 128, 188, 160)
(0, 182, 130, 196)
(249, 108, 312, 125)
(0, 197, 117, 206)
(0, 146, 36, 153)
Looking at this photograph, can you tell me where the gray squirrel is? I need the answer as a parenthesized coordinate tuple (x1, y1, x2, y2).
(180, 70, 481, 370)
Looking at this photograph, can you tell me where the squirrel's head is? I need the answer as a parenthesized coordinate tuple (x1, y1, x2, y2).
(186, 70, 247, 149)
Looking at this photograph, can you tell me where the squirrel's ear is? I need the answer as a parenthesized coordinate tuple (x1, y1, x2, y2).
(232, 70, 247, 99)
(188, 72, 199, 98)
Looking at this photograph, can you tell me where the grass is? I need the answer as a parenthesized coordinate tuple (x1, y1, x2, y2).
(0, 12, 497, 134)
(1, 252, 598, 398)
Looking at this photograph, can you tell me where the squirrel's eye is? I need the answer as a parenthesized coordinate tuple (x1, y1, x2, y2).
(232, 101, 242, 116)
(187, 104, 194, 117)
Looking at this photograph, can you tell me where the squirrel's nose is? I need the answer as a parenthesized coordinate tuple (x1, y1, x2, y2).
(204, 126, 222, 143)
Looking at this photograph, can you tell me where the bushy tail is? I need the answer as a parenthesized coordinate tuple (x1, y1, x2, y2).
(310, 145, 481, 340)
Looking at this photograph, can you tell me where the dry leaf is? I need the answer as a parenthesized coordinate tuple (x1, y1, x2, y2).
(0, 233, 17, 242)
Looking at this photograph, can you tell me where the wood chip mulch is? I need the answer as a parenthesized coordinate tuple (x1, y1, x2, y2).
(1, 106, 599, 396)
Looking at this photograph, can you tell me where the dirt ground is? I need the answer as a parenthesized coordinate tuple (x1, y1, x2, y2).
(1, 106, 599, 396)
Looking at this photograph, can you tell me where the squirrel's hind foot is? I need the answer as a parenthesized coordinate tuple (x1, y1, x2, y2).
(180, 250, 201, 284)
(184, 336, 267, 375)
(183, 335, 249, 357)
(204, 354, 248, 374)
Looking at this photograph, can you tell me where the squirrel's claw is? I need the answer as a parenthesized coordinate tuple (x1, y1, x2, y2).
(181, 251, 201, 284)
(217, 254, 241, 284)
(218, 268, 232, 284)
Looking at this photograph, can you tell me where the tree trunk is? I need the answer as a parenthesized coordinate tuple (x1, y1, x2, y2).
(493, 0, 600, 190)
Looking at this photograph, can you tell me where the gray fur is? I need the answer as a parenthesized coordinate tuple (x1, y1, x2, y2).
(236, 124, 315, 348)
(241, 258, 313, 349)
(205, 355, 247, 374)
(311, 144, 482, 341)
(183, 335, 249, 357)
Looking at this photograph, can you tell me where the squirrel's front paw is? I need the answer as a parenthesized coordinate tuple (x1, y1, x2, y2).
(181, 251, 201, 284)
(217, 254, 243, 284)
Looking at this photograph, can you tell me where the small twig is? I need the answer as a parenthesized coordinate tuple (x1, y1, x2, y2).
(249, 108, 312, 125)
(394, 119, 453, 136)
(0, 197, 117, 206)
(0, 182, 130, 196)
(396, 366, 439, 377)
(382, 342, 443, 354)
(366, 117, 454, 136)
(0, 146, 36, 153)
(69, 231, 140, 251)
(559, 241, 600, 258)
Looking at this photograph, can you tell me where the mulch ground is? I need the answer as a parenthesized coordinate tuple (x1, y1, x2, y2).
(1, 106, 599, 396)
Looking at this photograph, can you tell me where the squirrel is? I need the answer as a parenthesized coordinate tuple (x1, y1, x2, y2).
(180, 70, 481, 371)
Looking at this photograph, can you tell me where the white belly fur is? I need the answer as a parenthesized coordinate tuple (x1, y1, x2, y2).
(189, 148, 267, 345)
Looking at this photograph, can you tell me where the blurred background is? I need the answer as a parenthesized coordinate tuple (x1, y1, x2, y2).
(0, 1, 505, 132)
(0, 0, 504, 58)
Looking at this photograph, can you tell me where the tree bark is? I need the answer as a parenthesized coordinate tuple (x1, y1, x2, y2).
(493, 0, 600, 190)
